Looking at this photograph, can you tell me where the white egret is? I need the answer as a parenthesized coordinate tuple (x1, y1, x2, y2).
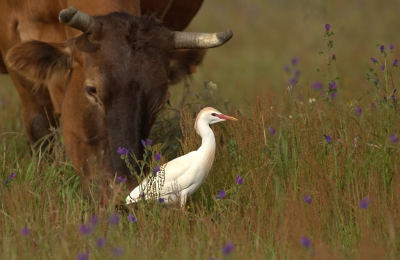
(126, 107, 237, 207)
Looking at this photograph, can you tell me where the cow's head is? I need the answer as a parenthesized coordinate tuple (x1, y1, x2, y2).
(5, 6, 232, 196)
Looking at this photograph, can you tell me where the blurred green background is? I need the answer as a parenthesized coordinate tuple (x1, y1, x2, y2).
(1, 0, 400, 132)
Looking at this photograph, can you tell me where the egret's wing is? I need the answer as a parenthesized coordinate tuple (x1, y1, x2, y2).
(126, 151, 200, 204)
(162, 151, 198, 183)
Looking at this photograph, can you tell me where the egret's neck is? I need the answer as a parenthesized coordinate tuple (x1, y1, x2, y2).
(196, 122, 216, 152)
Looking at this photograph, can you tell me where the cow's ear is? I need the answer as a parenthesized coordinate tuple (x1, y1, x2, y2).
(168, 49, 206, 84)
(6, 40, 73, 85)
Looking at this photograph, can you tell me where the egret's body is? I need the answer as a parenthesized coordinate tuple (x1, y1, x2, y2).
(126, 107, 237, 207)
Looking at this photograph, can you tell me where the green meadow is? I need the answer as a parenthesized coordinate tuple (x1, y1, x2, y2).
(1, 1, 400, 259)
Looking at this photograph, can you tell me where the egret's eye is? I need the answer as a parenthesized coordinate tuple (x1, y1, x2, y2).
(211, 113, 218, 117)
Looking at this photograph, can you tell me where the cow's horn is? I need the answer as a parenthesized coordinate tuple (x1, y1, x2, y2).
(173, 30, 233, 49)
(59, 6, 95, 33)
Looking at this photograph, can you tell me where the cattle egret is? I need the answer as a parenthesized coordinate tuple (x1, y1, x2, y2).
(126, 107, 237, 207)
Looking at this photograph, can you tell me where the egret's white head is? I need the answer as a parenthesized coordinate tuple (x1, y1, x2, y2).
(195, 107, 237, 134)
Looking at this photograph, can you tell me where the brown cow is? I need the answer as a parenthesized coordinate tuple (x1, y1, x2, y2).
(0, 1, 232, 199)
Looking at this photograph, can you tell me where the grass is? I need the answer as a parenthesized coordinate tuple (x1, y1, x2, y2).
(1, 0, 400, 259)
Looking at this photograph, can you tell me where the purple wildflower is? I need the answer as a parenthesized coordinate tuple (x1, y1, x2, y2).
(284, 65, 291, 73)
(140, 192, 145, 198)
(77, 251, 89, 260)
(354, 106, 362, 115)
(324, 134, 332, 143)
(216, 190, 226, 199)
(158, 197, 165, 203)
(390, 134, 398, 143)
(370, 57, 378, 64)
(304, 194, 312, 204)
(291, 57, 299, 66)
(79, 224, 92, 235)
(127, 214, 137, 223)
(393, 60, 398, 68)
(269, 126, 276, 135)
(221, 242, 235, 255)
(389, 44, 394, 51)
(154, 165, 160, 174)
(330, 92, 337, 99)
(359, 197, 370, 209)
(117, 176, 127, 183)
(89, 215, 99, 226)
(325, 24, 331, 32)
(311, 81, 323, 90)
(97, 237, 106, 248)
(111, 247, 124, 257)
(332, 54, 336, 60)
(108, 213, 120, 225)
(141, 138, 152, 147)
(381, 65, 385, 71)
(155, 153, 162, 161)
(236, 175, 243, 185)
(117, 147, 129, 155)
(21, 227, 30, 237)
(288, 77, 297, 85)
(329, 80, 337, 90)
(380, 45, 385, 53)
(391, 90, 396, 101)
(5, 172, 16, 185)
(300, 236, 312, 249)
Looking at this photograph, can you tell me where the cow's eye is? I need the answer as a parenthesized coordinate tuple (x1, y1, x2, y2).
(85, 86, 97, 96)
(211, 113, 218, 117)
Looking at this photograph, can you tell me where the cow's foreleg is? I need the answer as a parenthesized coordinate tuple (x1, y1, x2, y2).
(8, 71, 58, 150)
